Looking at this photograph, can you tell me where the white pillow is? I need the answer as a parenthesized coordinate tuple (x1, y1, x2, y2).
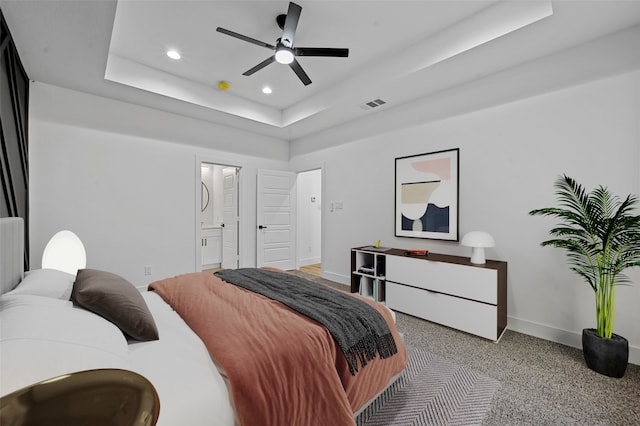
(0, 294, 130, 395)
(5, 268, 75, 300)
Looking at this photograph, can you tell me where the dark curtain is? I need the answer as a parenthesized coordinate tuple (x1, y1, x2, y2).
(1, 8, 30, 269)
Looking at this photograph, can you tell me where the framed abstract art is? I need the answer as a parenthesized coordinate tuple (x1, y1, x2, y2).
(394, 148, 459, 241)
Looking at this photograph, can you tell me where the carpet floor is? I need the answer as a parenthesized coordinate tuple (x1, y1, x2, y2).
(398, 314, 640, 426)
(292, 270, 640, 425)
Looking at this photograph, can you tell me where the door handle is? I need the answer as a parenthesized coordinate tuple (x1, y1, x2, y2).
(221, 223, 225, 228)
(258, 225, 267, 229)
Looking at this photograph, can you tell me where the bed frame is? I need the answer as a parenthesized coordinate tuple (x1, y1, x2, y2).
(0, 216, 404, 424)
(0, 217, 24, 295)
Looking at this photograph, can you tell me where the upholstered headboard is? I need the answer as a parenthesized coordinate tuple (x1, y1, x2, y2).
(0, 217, 24, 294)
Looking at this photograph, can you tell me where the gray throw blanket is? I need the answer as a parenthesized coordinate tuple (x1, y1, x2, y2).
(215, 268, 398, 375)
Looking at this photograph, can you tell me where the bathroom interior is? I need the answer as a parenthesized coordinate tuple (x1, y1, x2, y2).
(200, 163, 238, 272)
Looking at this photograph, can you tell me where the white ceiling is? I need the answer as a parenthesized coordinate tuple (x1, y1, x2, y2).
(110, 1, 491, 107)
(2, 0, 640, 145)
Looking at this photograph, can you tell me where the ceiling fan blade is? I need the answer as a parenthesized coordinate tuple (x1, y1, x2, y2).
(289, 59, 311, 86)
(216, 27, 275, 50)
(295, 47, 349, 57)
(281, 2, 302, 48)
(243, 56, 276, 76)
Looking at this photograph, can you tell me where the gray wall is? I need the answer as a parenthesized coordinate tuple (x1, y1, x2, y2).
(29, 83, 289, 287)
(290, 70, 640, 363)
(29, 70, 640, 364)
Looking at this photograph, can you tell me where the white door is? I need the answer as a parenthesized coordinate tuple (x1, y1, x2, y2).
(222, 167, 239, 269)
(257, 169, 296, 270)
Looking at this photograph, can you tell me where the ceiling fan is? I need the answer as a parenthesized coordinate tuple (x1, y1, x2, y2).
(216, 2, 349, 86)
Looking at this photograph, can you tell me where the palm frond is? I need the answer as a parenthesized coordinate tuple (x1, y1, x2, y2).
(529, 174, 640, 338)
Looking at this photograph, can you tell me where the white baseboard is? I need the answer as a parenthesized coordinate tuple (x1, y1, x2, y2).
(508, 316, 640, 366)
(298, 256, 321, 267)
(322, 270, 350, 286)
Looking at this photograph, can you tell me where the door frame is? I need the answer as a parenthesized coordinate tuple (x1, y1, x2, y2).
(295, 167, 323, 272)
(293, 163, 325, 273)
(194, 155, 242, 272)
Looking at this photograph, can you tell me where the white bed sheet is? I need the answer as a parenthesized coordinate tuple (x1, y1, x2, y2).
(128, 292, 235, 426)
(0, 291, 236, 425)
(0, 295, 130, 396)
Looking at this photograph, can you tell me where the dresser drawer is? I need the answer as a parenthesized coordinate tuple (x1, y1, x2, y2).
(386, 255, 497, 304)
(386, 282, 498, 341)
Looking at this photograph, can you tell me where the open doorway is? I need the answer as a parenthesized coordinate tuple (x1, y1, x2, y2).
(296, 168, 322, 276)
(199, 162, 240, 272)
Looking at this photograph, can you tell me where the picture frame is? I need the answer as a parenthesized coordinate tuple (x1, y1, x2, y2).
(394, 148, 459, 241)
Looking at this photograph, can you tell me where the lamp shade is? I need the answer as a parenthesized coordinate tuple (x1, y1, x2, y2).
(461, 231, 495, 248)
(461, 231, 495, 264)
(42, 230, 86, 275)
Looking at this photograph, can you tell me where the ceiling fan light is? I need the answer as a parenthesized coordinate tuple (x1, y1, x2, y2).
(166, 49, 181, 60)
(275, 48, 294, 64)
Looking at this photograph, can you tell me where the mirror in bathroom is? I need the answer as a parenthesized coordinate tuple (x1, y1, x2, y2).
(201, 181, 210, 212)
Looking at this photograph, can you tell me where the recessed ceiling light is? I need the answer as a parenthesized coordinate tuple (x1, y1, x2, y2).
(262, 87, 273, 94)
(166, 50, 181, 60)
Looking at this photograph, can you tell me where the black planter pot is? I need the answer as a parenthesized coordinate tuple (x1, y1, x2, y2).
(582, 328, 629, 378)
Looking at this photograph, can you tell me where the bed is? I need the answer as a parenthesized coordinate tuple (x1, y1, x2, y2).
(0, 218, 407, 425)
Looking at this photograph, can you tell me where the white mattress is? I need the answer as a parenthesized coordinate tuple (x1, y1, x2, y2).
(0, 290, 235, 425)
(128, 292, 235, 426)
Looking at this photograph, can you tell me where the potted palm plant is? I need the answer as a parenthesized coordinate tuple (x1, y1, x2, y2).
(529, 175, 640, 378)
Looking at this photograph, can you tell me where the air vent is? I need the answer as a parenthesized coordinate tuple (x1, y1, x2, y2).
(360, 98, 387, 110)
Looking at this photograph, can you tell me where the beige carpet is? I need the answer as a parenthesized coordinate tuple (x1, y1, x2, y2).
(290, 270, 640, 425)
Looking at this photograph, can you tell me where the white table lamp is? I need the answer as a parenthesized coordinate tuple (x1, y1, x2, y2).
(42, 230, 86, 275)
(461, 231, 495, 264)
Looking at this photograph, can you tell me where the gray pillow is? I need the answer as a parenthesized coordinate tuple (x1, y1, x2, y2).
(71, 269, 159, 341)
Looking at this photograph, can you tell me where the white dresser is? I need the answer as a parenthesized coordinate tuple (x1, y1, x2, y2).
(351, 247, 507, 342)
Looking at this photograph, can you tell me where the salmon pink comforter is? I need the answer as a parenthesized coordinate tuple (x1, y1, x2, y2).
(149, 271, 407, 426)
